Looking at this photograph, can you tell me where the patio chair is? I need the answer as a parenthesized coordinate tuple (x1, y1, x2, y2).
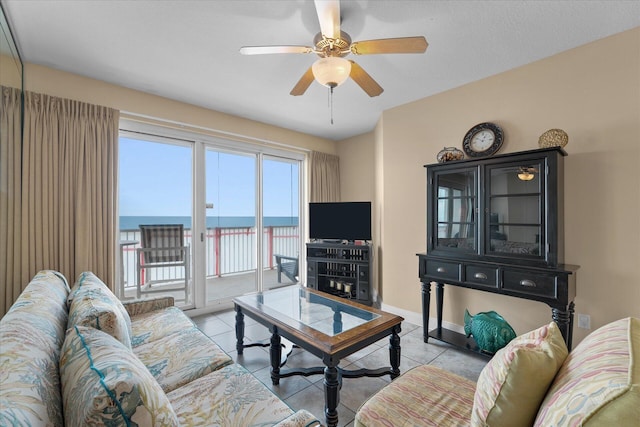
(136, 224, 190, 301)
(274, 254, 299, 283)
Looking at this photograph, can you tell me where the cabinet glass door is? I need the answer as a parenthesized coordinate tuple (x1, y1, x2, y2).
(434, 169, 477, 252)
(487, 161, 544, 259)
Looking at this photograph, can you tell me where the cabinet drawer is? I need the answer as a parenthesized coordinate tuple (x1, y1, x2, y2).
(502, 270, 557, 299)
(465, 265, 498, 289)
(426, 260, 461, 281)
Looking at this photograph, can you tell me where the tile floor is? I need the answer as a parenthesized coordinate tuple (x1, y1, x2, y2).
(192, 309, 488, 427)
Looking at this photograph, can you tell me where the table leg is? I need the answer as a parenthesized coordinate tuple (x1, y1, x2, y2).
(235, 306, 245, 355)
(270, 328, 282, 385)
(324, 364, 340, 427)
(389, 325, 401, 379)
(332, 306, 343, 335)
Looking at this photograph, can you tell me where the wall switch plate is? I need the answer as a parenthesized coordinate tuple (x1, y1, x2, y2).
(577, 314, 591, 329)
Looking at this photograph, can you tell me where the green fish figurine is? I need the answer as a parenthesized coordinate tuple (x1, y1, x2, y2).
(464, 309, 516, 354)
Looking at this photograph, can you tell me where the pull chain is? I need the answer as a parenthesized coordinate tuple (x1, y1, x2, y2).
(330, 86, 334, 125)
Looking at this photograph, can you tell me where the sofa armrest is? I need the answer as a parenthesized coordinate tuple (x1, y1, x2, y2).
(123, 296, 174, 317)
(274, 410, 322, 427)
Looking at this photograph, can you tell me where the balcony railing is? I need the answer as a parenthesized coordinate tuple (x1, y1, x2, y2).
(119, 226, 299, 293)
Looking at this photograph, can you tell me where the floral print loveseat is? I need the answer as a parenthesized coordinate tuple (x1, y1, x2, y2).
(0, 270, 321, 426)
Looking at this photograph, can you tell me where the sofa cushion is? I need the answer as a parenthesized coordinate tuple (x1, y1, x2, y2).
(130, 305, 197, 347)
(355, 365, 476, 427)
(133, 327, 233, 392)
(534, 317, 640, 426)
(167, 363, 305, 426)
(60, 325, 179, 427)
(67, 272, 133, 348)
(471, 321, 568, 427)
(0, 270, 69, 427)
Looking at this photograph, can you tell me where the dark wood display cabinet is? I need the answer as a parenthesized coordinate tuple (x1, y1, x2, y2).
(417, 147, 579, 353)
(307, 242, 372, 305)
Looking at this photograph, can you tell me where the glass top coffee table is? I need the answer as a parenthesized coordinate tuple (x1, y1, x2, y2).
(234, 286, 403, 427)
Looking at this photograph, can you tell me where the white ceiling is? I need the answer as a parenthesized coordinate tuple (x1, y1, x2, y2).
(3, 1, 639, 141)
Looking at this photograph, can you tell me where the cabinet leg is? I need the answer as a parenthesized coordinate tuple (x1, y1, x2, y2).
(552, 302, 575, 351)
(421, 281, 431, 342)
(436, 282, 444, 334)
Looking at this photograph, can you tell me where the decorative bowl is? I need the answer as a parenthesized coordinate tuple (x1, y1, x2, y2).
(437, 147, 464, 163)
(538, 129, 568, 148)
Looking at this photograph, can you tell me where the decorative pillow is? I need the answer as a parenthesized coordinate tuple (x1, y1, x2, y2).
(534, 317, 640, 426)
(60, 325, 179, 427)
(471, 321, 568, 427)
(67, 272, 133, 348)
(68, 291, 132, 349)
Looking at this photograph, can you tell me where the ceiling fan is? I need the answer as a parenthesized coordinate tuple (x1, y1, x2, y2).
(239, 0, 428, 97)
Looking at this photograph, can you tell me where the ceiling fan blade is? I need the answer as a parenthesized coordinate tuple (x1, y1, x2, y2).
(351, 36, 428, 55)
(239, 46, 313, 55)
(314, 0, 341, 40)
(290, 67, 315, 96)
(349, 61, 383, 97)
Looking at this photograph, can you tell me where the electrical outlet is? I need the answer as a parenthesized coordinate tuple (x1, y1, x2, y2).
(577, 314, 591, 329)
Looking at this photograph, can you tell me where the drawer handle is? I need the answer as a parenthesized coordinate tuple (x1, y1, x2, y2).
(474, 272, 488, 280)
(520, 279, 537, 288)
(436, 267, 446, 273)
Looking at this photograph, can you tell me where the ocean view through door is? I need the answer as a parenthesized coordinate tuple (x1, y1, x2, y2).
(118, 123, 303, 311)
(204, 149, 301, 305)
(118, 135, 194, 307)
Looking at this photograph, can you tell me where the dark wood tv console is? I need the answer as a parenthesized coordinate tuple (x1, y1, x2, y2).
(306, 242, 372, 305)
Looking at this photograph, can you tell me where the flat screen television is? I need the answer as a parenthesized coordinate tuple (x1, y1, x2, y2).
(309, 201, 372, 242)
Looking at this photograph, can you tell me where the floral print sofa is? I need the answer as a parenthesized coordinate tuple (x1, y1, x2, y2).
(0, 270, 321, 427)
(355, 317, 639, 426)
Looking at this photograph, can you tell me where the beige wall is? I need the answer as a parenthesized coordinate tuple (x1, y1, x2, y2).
(0, 53, 22, 89)
(337, 130, 378, 297)
(23, 64, 337, 154)
(340, 27, 640, 345)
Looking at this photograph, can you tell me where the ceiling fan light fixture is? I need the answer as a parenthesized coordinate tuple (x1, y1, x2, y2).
(517, 167, 536, 181)
(312, 56, 351, 88)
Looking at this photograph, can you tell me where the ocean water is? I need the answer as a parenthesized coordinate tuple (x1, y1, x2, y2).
(119, 216, 298, 230)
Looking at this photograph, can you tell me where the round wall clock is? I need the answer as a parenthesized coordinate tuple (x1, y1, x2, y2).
(462, 122, 504, 158)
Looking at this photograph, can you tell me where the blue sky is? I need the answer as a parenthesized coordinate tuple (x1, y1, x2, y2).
(119, 137, 299, 217)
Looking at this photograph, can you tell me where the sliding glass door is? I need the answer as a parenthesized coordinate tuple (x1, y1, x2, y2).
(203, 150, 302, 306)
(262, 156, 300, 288)
(118, 122, 304, 310)
(204, 148, 257, 303)
(118, 135, 193, 306)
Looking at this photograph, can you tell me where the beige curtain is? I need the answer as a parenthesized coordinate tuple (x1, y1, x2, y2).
(310, 151, 340, 202)
(1, 87, 119, 315)
(1, 86, 23, 314)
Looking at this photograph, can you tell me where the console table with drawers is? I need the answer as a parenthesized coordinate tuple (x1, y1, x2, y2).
(418, 147, 579, 352)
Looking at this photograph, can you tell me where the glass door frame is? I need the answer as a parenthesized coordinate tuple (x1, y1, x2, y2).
(120, 119, 307, 314)
(195, 138, 306, 312)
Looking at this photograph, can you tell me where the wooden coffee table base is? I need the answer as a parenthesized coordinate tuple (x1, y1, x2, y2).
(235, 308, 401, 427)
